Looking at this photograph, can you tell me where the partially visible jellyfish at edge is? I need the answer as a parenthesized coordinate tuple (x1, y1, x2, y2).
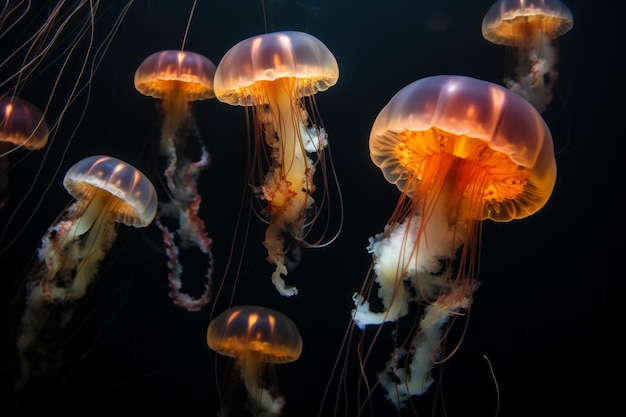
(207, 305, 303, 416)
(14, 155, 157, 392)
(340, 75, 557, 410)
(0, 96, 49, 207)
(134, 50, 217, 311)
(482, 0, 574, 113)
(213, 30, 341, 297)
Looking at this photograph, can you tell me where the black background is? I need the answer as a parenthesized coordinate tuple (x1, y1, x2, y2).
(1, 1, 623, 416)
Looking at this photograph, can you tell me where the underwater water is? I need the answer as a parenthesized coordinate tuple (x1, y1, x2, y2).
(1, 1, 623, 416)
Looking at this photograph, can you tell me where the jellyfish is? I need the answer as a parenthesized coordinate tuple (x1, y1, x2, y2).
(135, 50, 217, 311)
(14, 155, 157, 391)
(341, 75, 557, 410)
(0, 95, 49, 206)
(213, 30, 340, 297)
(482, 0, 574, 113)
(207, 305, 302, 415)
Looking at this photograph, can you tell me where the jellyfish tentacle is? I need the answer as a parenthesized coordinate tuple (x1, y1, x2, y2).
(39, 190, 119, 303)
(39, 219, 114, 303)
(259, 82, 310, 296)
(506, 34, 558, 113)
(379, 287, 474, 409)
(241, 350, 285, 415)
(14, 280, 47, 392)
(163, 135, 180, 192)
(157, 142, 213, 311)
(160, 89, 191, 153)
(352, 202, 460, 327)
(352, 211, 473, 409)
(257, 84, 328, 297)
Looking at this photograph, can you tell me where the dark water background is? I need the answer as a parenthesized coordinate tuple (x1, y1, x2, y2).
(1, 1, 622, 416)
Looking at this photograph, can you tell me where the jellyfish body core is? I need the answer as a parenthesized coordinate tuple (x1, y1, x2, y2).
(351, 75, 556, 408)
(214, 30, 339, 297)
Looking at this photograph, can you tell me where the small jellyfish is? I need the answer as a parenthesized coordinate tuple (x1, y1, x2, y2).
(0, 96, 49, 206)
(207, 305, 302, 415)
(214, 30, 340, 297)
(14, 155, 156, 391)
(342, 75, 557, 410)
(134, 50, 216, 157)
(482, 0, 574, 112)
(135, 50, 217, 310)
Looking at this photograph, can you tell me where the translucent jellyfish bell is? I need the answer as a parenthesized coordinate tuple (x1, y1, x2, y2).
(481, 0, 573, 47)
(207, 305, 302, 415)
(370, 74, 557, 221)
(134, 50, 216, 150)
(214, 31, 340, 297)
(63, 155, 157, 232)
(214, 31, 339, 106)
(482, 0, 574, 112)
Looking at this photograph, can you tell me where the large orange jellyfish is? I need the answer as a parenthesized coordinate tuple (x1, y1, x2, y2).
(482, 0, 574, 113)
(14, 155, 157, 391)
(213, 30, 340, 297)
(207, 305, 302, 415)
(135, 50, 217, 310)
(334, 75, 557, 410)
(0, 95, 49, 206)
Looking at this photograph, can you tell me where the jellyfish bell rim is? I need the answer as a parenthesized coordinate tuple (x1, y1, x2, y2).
(369, 74, 557, 221)
(213, 30, 339, 106)
(481, 0, 574, 46)
(133, 49, 217, 101)
(63, 155, 157, 227)
(207, 305, 303, 363)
